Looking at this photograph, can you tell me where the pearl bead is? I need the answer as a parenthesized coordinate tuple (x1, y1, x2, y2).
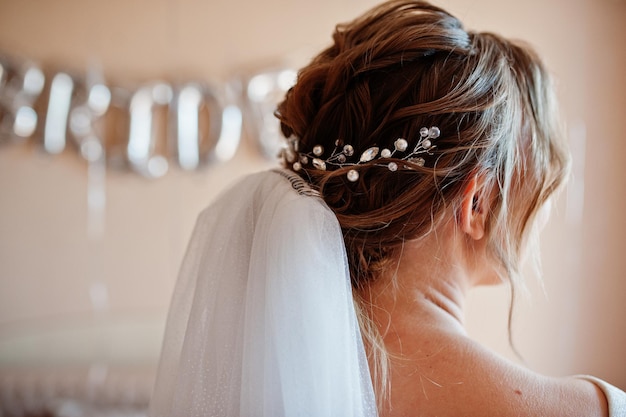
(394, 138, 408, 152)
(313, 145, 324, 156)
(347, 169, 359, 182)
(388, 162, 398, 172)
(381, 148, 392, 158)
(428, 126, 440, 138)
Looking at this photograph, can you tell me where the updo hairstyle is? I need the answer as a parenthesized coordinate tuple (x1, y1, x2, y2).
(276, 0, 569, 291)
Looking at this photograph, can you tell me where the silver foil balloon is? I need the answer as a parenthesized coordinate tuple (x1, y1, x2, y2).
(216, 80, 244, 163)
(68, 69, 111, 151)
(43, 72, 75, 154)
(244, 68, 296, 159)
(69, 83, 111, 144)
(127, 82, 173, 178)
(173, 82, 241, 170)
(0, 49, 267, 176)
(0, 56, 44, 142)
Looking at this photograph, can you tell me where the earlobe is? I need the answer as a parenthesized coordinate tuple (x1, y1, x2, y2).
(460, 175, 487, 241)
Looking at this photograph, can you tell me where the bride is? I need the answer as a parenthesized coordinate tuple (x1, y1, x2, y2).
(149, 1, 626, 416)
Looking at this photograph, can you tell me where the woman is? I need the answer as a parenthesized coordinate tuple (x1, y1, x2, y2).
(150, 1, 626, 416)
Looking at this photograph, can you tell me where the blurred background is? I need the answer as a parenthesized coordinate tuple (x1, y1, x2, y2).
(0, 0, 624, 415)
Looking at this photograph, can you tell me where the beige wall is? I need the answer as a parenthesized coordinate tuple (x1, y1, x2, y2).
(0, 0, 624, 389)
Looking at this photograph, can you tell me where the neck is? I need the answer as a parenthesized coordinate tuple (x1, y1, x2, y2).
(360, 226, 482, 339)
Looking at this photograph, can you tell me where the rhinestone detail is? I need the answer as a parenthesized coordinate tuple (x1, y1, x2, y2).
(359, 147, 379, 163)
(282, 126, 440, 181)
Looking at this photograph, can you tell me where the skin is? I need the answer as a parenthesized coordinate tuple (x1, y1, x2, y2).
(361, 176, 608, 417)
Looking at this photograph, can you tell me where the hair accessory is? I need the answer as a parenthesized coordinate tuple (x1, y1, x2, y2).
(281, 126, 441, 182)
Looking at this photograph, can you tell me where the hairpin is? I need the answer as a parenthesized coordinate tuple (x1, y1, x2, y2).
(281, 126, 441, 182)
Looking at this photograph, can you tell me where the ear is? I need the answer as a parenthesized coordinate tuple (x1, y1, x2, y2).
(460, 175, 488, 241)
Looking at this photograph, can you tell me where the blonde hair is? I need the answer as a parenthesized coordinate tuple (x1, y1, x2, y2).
(276, 0, 569, 408)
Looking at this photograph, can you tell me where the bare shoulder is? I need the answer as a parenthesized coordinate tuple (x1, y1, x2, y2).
(383, 330, 608, 417)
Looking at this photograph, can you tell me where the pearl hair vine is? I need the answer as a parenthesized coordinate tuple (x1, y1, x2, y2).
(280, 126, 441, 182)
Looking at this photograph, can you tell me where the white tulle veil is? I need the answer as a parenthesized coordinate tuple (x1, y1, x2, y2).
(149, 169, 378, 416)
